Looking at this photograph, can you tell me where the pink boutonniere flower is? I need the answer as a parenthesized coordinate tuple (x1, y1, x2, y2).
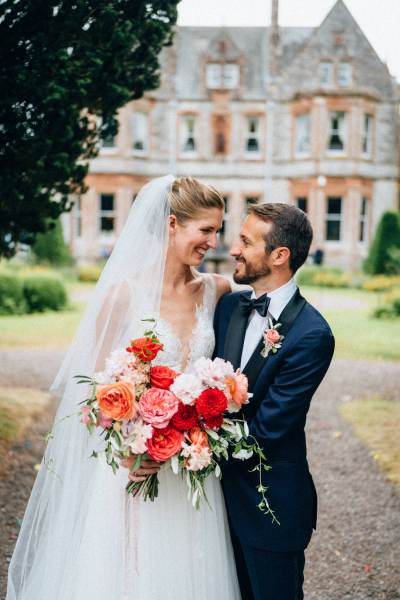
(261, 317, 284, 358)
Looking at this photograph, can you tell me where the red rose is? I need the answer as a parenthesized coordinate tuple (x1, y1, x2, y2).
(150, 365, 178, 389)
(196, 388, 228, 419)
(171, 403, 198, 431)
(203, 414, 224, 430)
(147, 426, 184, 461)
(127, 337, 163, 362)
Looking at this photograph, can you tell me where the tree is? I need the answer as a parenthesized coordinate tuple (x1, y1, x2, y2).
(0, 0, 179, 257)
(364, 211, 400, 275)
(32, 218, 73, 265)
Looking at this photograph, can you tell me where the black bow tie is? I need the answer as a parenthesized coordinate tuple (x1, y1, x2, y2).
(239, 293, 270, 317)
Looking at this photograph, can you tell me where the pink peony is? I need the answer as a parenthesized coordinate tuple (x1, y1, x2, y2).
(81, 405, 91, 425)
(138, 387, 179, 429)
(194, 357, 234, 390)
(265, 329, 281, 345)
(97, 412, 113, 429)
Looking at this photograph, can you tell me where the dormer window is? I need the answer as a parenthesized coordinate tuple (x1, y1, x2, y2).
(206, 63, 240, 90)
(337, 62, 352, 86)
(320, 62, 333, 86)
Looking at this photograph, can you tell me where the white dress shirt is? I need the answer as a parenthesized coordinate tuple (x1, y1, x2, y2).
(240, 278, 297, 370)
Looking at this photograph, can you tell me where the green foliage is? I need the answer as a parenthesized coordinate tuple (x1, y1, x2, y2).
(32, 219, 73, 265)
(77, 263, 103, 282)
(0, 0, 179, 257)
(364, 212, 400, 275)
(373, 287, 400, 319)
(0, 272, 26, 315)
(23, 275, 67, 312)
(296, 266, 350, 288)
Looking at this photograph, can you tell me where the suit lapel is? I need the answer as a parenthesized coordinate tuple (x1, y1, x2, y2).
(243, 289, 307, 390)
(223, 292, 251, 370)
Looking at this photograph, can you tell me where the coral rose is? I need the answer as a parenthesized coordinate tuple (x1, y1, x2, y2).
(150, 365, 178, 390)
(265, 329, 281, 345)
(171, 403, 198, 431)
(127, 337, 163, 362)
(96, 382, 137, 421)
(138, 387, 179, 429)
(225, 371, 249, 413)
(196, 388, 228, 419)
(147, 426, 184, 461)
(188, 427, 209, 449)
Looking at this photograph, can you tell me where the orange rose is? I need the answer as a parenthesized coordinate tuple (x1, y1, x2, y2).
(127, 337, 163, 362)
(188, 427, 209, 449)
(150, 365, 178, 389)
(225, 371, 249, 412)
(96, 382, 137, 421)
(147, 426, 184, 462)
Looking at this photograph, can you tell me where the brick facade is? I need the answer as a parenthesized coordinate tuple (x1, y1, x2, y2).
(65, 0, 399, 270)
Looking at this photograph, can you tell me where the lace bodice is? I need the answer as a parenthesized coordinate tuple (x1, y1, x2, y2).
(153, 274, 217, 372)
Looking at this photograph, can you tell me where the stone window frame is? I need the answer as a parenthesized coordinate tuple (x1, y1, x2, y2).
(319, 61, 334, 86)
(294, 112, 312, 158)
(178, 112, 200, 158)
(337, 61, 353, 87)
(358, 196, 370, 244)
(361, 112, 374, 159)
(219, 194, 231, 248)
(98, 193, 116, 236)
(296, 196, 308, 213)
(98, 116, 118, 155)
(325, 195, 343, 242)
(211, 112, 231, 157)
(205, 62, 241, 91)
(327, 110, 348, 156)
(243, 113, 264, 160)
(130, 110, 150, 157)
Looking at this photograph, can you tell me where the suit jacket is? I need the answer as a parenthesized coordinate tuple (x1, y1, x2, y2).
(213, 288, 335, 552)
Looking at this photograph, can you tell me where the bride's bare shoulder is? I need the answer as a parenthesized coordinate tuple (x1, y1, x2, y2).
(210, 274, 232, 302)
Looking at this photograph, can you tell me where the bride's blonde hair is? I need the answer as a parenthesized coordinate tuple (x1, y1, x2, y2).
(169, 177, 224, 222)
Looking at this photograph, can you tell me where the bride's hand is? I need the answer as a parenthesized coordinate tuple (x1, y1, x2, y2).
(121, 455, 161, 483)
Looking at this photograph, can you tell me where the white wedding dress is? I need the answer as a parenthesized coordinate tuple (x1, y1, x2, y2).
(59, 274, 240, 600)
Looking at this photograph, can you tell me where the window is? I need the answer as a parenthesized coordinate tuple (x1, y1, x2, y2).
(359, 197, 369, 243)
(295, 113, 311, 156)
(328, 111, 346, 153)
(219, 196, 230, 246)
(99, 194, 115, 233)
(245, 116, 260, 154)
(325, 196, 342, 241)
(75, 196, 82, 237)
(131, 112, 148, 153)
(296, 197, 308, 213)
(337, 62, 352, 87)
(206, 63, 239, 89)
(362, 114, 373, 157)
(180, 115, 197, 154)
(100, 130, 116, 149)
(320, 62, 333, 85)
(245, 196, 259, 207)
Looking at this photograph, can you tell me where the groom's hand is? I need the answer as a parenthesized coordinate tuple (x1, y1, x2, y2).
(121, 455, 161, 482)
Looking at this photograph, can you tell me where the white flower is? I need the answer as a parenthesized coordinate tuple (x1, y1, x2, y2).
(121, 419, 153, 455)
(194, 357, 234, 390)
(181, 442, 212, 471)
(233, 448, 253, 461)
(102, 348, 149, 386)
(94, 371, 109, 384)
(170, 373, 205, 405)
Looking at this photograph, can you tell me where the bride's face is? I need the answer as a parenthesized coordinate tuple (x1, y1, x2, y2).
(169, 208, 224, 266)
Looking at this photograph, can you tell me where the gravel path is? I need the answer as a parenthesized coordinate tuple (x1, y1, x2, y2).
(1, 352, 399, 599)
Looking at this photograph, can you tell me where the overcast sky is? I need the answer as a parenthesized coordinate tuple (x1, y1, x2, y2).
(178, 0, 400, 82)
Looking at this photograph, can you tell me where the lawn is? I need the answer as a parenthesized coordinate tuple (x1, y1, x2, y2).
(341, 396, 400, 487)
(0, 283, 399, 361)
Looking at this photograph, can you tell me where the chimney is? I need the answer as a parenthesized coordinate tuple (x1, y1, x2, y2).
(269, 0, 280, 78)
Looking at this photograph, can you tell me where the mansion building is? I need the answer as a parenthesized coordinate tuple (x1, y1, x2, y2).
(64, 0, 399, 270)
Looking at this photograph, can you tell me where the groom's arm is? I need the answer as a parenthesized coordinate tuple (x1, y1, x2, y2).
(249, 327, 334, 451)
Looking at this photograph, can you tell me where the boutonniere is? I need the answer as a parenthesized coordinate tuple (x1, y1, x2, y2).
(261, 317, 284, 358)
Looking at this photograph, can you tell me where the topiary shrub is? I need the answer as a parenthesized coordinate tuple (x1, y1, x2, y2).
(364, 211, 400, 275)
(0, 272, 26, 314)
(31, 219, 73, 266)
(23, 275, 67, 312)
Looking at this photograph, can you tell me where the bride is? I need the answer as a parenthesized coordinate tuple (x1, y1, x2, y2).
(6, 175, 241, 599)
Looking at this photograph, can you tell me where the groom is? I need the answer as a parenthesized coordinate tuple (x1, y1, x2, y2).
(213, 203, 334, 600)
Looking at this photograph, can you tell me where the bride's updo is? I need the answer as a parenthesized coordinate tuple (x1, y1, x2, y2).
(169, 177, 224, 222)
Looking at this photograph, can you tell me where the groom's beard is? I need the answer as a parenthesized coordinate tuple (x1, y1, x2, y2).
(233, 258, 271, 285)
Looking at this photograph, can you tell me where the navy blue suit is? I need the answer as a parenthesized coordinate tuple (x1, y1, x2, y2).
(213, 288, 334, 600)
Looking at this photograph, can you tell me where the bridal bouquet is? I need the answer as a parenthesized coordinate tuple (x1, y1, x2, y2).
(76, 321, 276, 520)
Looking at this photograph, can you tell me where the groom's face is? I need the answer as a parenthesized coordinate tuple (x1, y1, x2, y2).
(230, 214, 273, 285)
